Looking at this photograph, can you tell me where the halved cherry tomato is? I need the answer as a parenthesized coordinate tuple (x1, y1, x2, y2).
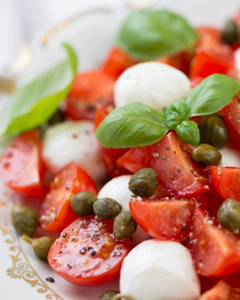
(211, 166, 240, 202)
(130, 198, 195, 241)
(40, 163, 97, 232)
(102, 47, 137, 79)
(224, 94, 240, 151)
(188, 208, 240, 277)
(0, 130, 45, 198)
(156, 51, 190, 74)
(65, 71, 115, 120)
(198, 280, 232, 300)
(150, 132, 209, 197)
(48, 216, 131, 286)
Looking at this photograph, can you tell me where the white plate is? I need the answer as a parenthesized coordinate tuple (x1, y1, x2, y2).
(1, 1, 240, 299)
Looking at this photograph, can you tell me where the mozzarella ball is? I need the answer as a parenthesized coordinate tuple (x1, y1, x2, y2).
(120, 240, 200, 300)
(98, 175, 150, 245)
(220, 146, 240, 168)
(114, 62, 190, 111)
(42, 121, 107, 185)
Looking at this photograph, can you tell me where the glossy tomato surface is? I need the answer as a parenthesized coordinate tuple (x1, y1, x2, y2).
(40, 163, 97, 232)
(0, 130, 45, 198)
(156, 51, 190, 74)
(48, 216, 131, 286)
(198, 280, 232, 300)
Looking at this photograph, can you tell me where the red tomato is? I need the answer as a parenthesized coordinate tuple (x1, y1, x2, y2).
(40, 163, 97, 232)
(190, 77, 204, 88)
(224, 94, 240, 151)
(102, 47, 137, 79)
(48, 216, 131, 286)
(156, 51, 190, 74)
(0, 130, 45, 198)
(130, 198, 195, 241)
(211, 167, 240, 202)
(188, 208, 240, 277)
(150, 132, 209, 197)
(207, 185, 225, 218)
(65, 71, 115, 120)
(198, 280, 232, 300)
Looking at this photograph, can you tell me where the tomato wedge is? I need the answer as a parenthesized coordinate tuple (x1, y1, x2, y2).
(150, 132, 209, 197)
(0, 130, 45, 198)
(198, 281, 232, 300)
(130, 198, 195, 242)
(48, 216, 131, 286)
(40, 163, 97, 232)
(188, 208, 240, 277)
(65, 71, 115, 121)
(156, 51, 190, 74)
(211, 167, 240, 202)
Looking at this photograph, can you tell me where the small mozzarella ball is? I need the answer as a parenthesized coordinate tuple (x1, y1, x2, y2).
(42, 121, 107, 185)
(220, 146, 240, 168)
(98, 175, 150, 245)
(114, 62, 190, 111)
(120, 240, 200, 300)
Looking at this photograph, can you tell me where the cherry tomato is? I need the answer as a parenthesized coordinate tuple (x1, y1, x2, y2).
(101, 47, 137, 79)
(198, 280, 232, 300)
(65, 71, 115, 120)
(130, 198, 195, 241)
(40, 163, 97, 232)
(0, 130, 45, 198)
(48, 216, 131, 286)
(190, 77, 204, 88)
(156, 51, 190, 74)
(188, 208, 240, 277)
(150, 132, 209, 197)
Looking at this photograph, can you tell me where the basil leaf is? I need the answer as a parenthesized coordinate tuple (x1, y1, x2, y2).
(163, 99, 190, 129)
(175, 121, 200, 146)
(116, 9, 198, 60)
(0, 43, 78, 136)
(187, 74, 240, 117)
(96, 103, 168, 148)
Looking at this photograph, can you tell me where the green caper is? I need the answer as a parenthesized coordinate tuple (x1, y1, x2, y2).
(70, 192, 97, 216)
(99, 290, 119, 300)
(129, 168, 158, 198)
(11, 205, 38, 237)
(22, 235, 55, 260)
(48, 108, 65, 126)
(93, 197, 122, 220)
(200, 115, 229, 149)
(221, 19, 240, 46)
(113, 211, 137, 239)
(217, 199, 240, 234)
(192, 144, 222, 167)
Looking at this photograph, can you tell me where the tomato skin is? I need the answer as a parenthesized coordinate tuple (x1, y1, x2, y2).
(65, 71, 115, 121)
(0, 130, 45, 198)
(40, 163, 97, 232)
(198, 280, 232, 300)
(150, 132, 209, 197)
(188, 208, 240, 277)
(156, 51, 190, 74)
(48, 216, 131, 286)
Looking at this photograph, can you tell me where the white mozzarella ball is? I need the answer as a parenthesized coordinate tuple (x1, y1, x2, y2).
(120, 240, 200, 300)
(98, 175, 150, 245)
(42, 121, 107, 185)
(220, 146, 240, 168)
(114, 62, 190, 111)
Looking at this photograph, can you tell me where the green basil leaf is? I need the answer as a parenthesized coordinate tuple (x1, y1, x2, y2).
(186, 74, 240, 117)
(163, 99, 190, 129)
(96, 103, 168, 148)
(116, 9, 198, 60)
(175, 121, 200, 146)
(0, 43, 78, 136)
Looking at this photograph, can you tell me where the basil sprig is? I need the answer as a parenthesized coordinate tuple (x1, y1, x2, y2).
(0, 43, 78, 136)
(96, 75, 240, 147)
(116, 9, 198, 60)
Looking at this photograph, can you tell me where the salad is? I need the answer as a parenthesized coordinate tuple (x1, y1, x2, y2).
(1, 7, 240, 300)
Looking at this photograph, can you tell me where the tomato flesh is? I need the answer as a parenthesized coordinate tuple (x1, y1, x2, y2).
(40, 163, 97, 232)
(48, 216, 131, 286)
(199, 280, 232, 300)
(0, 130, 45, 198)
(156, 51, 190, 74)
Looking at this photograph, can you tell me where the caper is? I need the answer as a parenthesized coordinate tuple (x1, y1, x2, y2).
(192, 144, 222, 167)
(22, 235, 55, 260)
(11, 205, 38, 237)
(99, 290, 119, 300)
(221, 19, 240, 46)
(217, 199, 240, 234)
(129, 168, 158, 198)
(200, 115, 229, 149)
(48, 108, 65, 126)
(70, 192, 97, 216)
(93, 197, 122, 220)
(114, 211, 137, 239)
